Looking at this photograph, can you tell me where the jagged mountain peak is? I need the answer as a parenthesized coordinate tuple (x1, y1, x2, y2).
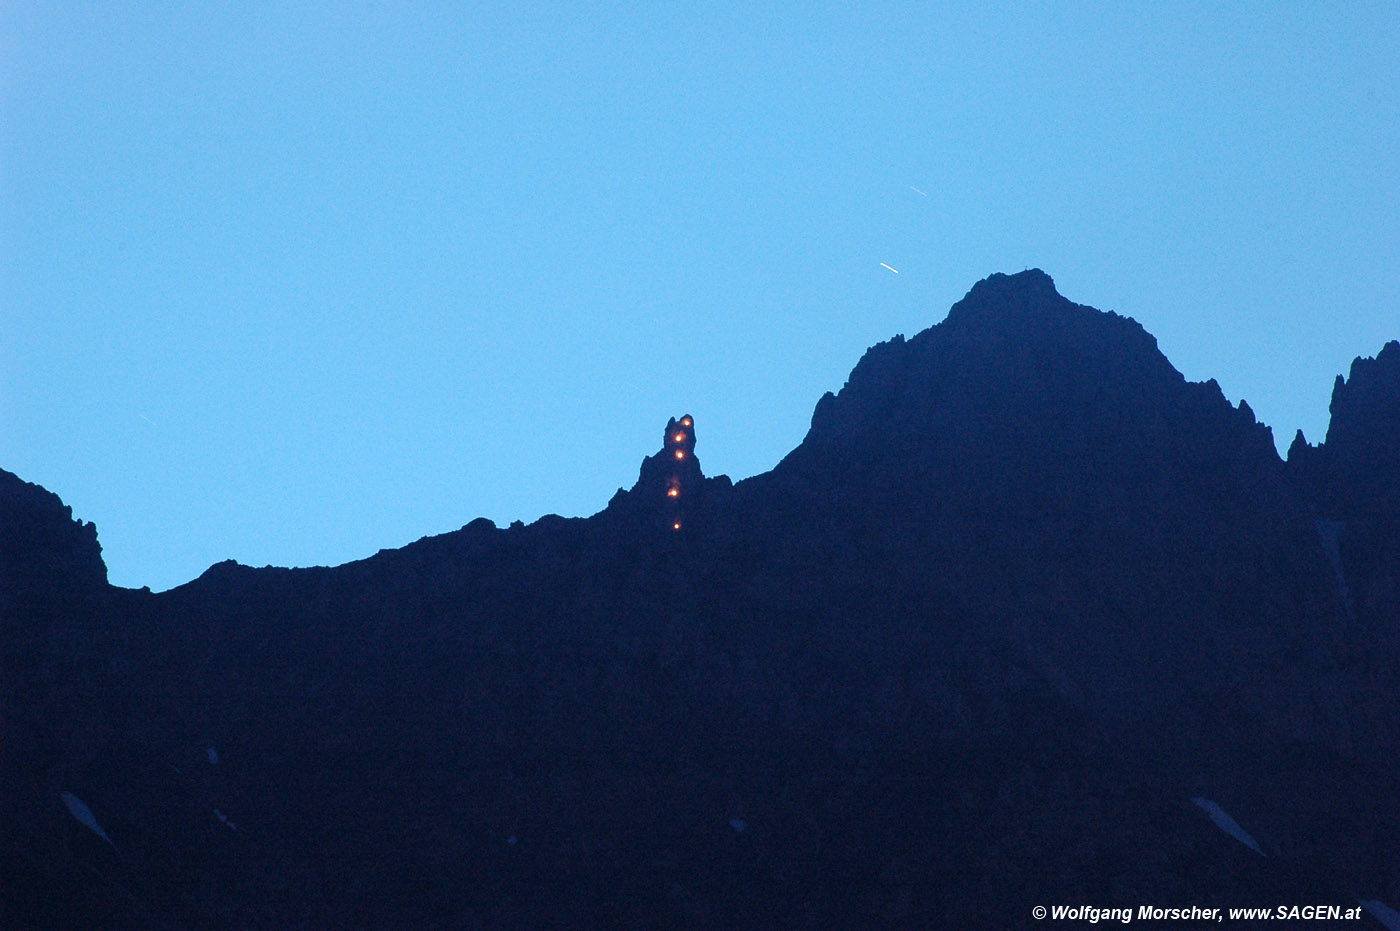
(603, 413, 733, 532)
(943, 267, 1067, 321)
(1290, 338, 1400, 542)
(797, 269, 1257, 469)
(0, 467, 107, 592)
(937, 268, 1152, 353)
(1325, 339, 1400, 452)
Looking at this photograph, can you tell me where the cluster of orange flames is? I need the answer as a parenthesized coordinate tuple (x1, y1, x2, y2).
(666, 417, 692, 530)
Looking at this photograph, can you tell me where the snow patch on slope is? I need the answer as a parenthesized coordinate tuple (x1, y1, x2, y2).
(1190, 797, 1264, 856)
(1315, 519, 1355, 619)
(1360, 900, 1400, 931)
(60, 791, 116, 849)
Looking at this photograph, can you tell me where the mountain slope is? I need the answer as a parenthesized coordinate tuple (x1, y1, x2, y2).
(4, 271, 1398, 929)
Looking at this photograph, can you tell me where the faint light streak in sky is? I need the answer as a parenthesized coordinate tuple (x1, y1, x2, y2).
(907, 186, 927, 197)
(880, 263, 900, 274)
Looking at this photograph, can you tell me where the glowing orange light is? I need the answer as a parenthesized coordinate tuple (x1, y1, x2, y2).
(667, 487, 679, 498)
(682, 418, 691, 426)
(674, 450, 684, 459)
(674, 433, 685, 442)
(672, 521, 682, 530)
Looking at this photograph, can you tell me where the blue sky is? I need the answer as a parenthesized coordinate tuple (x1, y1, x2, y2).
(3, 2, 1397, 591)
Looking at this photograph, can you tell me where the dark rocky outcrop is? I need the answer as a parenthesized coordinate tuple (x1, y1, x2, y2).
(603, 413, 733, 534)
(1, 468, 106, 595)
(1290, 340, 1400, 517)
(1287, 340, 1400, 758)
(4, 272, 1398, 929)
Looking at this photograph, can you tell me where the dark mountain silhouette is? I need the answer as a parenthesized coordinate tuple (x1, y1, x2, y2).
(4, 270, 1398, 929)
(1290, 340, 1400, 630)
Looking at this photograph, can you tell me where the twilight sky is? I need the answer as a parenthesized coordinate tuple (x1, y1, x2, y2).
(3, 2, 1397, 591)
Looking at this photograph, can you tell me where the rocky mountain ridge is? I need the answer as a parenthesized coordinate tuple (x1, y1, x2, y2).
(3, 270, 1398, 929)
